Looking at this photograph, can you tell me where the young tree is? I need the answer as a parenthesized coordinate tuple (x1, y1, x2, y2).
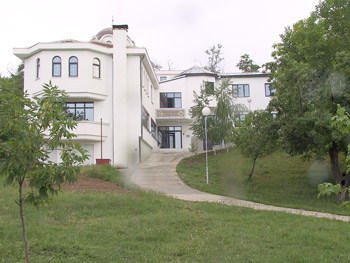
(204, 44, 224, 73)
(231, 110, 279, 179)
(0, 82, 88, 263)
(269, 0, 350, 204)
(190, 79, 246, 148)
(236, 54, 260, 72)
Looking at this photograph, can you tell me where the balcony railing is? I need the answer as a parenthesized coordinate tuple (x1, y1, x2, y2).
(156, 109, 186, 119)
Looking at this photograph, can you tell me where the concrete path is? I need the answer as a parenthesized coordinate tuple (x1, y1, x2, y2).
(129, 151, 350, 222)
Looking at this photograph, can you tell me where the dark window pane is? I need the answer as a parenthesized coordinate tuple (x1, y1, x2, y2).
(167, 98, 174, 108)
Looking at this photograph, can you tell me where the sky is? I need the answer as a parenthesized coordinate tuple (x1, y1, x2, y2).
(1, 0, 321, 76)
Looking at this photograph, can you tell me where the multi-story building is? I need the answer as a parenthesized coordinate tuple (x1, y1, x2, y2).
(13, 25, 273, 167)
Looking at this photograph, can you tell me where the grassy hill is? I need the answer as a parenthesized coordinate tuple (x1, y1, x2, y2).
(177, 148, 350, 216)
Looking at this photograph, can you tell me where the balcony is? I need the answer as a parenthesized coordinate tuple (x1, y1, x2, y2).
(70, 121, 109, 142)
(156, 109, 187, 120)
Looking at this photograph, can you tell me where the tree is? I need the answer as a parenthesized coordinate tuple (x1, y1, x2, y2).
(269, 0, 350, 204)
(151, 60, 162, 70)
(231, 110, 279, 179)
(204, 44, 224, 73)
(0, 82, 88, 263)
(0, 62, 24, 95)
(190, 79, 246, 148)
(236, 54, 260, 72)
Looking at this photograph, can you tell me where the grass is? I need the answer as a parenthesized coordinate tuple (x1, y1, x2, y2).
(177, 148, 350, 216)
(81, 164, 125, 187)
(2, 179, 350, 262)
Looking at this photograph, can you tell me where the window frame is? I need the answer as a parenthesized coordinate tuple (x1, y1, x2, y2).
(65, 102, 94, 121)
(160, 92, 182, 108)
(265, 83, 276, 97)
(142, 106, 150, 130)
(52, 56, 62, 77)
(151, 119, 157, 138)
(93, 58, 101, 78)
(233, 84, 250, 98)
(204, 81, 215, 95)
(69, 56, 78, 77)
(36, 58, 40, 79)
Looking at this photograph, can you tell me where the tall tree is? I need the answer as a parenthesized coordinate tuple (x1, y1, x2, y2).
(0, 82, 87, 262)
(269, 0, 350, 204)
(190, 79, 246, 147)
(236, 54, 260, 72)
(204, 44, 224, 73)
(231, 110, 279, 179)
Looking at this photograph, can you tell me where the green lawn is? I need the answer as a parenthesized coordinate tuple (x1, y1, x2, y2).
(177, 149, 350, 216)
(2, 180, 350, 263)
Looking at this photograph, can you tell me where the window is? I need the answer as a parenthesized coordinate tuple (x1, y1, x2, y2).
(36, 58, 40, 79)
(66, 102, 94, 121)
(160, 76, 167, 82)
(233, 84, 250, 97)
(158, 126, 182, 149)
(69, 56, 78, 77)
(239, 114, 246, 121)
(151, 119, 157, 138)
(205, 81, 215, 95)
(160, 92, 182, 108)
(93, 58, 100, 78)
(142, 106, 150, 130)
(265, 83, 276, 97)
(52, 56, 61, 77)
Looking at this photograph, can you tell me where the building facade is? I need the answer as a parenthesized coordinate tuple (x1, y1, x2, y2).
(13, 25, 273, 167)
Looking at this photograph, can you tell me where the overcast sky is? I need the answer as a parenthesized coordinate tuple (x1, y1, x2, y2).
(1, 0, 320, 76)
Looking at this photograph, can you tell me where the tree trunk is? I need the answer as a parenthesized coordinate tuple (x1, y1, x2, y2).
(329, 142, 349, 205)
(19, 181, 30, 263)
(248, 156, 258, 180)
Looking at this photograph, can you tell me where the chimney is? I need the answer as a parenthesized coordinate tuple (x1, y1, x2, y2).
(112, 24, 128, 31)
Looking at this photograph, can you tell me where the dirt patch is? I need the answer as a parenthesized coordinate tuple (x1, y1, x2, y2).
(61, 174, 128, 193)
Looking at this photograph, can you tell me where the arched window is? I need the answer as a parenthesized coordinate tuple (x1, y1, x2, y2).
(36, 58, 40, 79)
(52, 56, 61, 77)
(93, 58, 100, 78)
(69, 56, 78, 77)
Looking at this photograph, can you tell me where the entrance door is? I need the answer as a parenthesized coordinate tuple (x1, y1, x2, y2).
(159, 126, 182, 149)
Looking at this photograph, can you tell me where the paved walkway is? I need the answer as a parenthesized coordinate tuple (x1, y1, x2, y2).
(129, 151, 350, 222)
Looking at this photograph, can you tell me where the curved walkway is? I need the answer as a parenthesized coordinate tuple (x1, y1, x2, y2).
(129, 151, 350, 222)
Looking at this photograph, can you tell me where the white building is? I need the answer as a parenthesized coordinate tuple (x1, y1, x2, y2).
(13, 25, 273, 167)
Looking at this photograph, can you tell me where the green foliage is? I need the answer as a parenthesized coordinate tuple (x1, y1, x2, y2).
(188, 143, 198, 154)
(236, 54, 260, 72)
(0, 82, 88, 203)
(318, 183, 342, 198)
(204, 44, 224, 73)
(231, 110, 279, 178)
(190, 79, 246, 144)
(268, 1, 350, 201)
(0, 81, 88, 262)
